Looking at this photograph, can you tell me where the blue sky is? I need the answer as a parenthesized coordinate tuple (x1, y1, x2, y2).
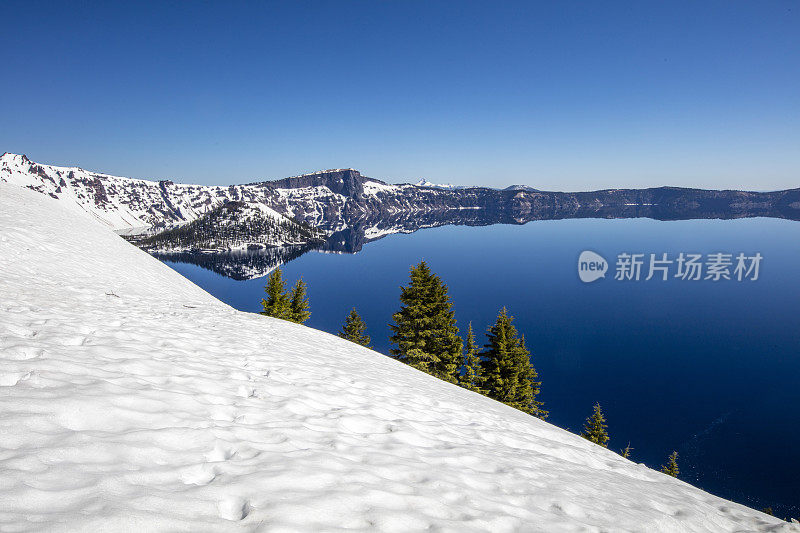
(2, 1, 798, 190)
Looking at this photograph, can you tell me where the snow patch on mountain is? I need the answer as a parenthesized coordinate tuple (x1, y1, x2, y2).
(415, 178, 474, 190)
(0, 181, 792, 531)
(363, 179, 402, 196)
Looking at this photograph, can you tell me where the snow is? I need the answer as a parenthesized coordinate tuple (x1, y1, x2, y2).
(363, 180, 401, 196)
(0, 181, 793, 532)
(0, 153, 278, 232)
(414, 179, 475, 190)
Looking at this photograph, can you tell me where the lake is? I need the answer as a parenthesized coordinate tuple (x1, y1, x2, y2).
(161, 217, 800, 518)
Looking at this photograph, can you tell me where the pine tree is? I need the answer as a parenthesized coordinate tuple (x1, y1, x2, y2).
(661, 451, 679, 477)
(428, 275, 462, 383)
(261, 268, 290, 320)
(288, 278, 310, 324)
(620, 442, 633, 459)
(458, 322, 485, 393)
(581, 403, 609, 447)
(389, 261, 461, 382)
(481, 308, 547, 418)
(339, 308, 371, 347)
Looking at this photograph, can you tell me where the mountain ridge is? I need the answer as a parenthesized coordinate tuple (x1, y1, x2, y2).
(3, 153, 800, 240)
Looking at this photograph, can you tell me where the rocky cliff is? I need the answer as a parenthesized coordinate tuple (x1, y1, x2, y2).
(3, 153, 799, 238)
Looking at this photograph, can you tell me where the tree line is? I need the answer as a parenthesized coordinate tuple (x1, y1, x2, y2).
(258, 260, 769, 496)
(260, 260, 546, 418)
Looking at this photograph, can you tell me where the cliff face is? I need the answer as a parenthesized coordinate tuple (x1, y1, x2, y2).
(260, 168, 366, 198)
(3, 153, 800, 238)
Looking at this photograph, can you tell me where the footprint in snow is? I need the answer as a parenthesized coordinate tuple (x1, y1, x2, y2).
(237, 385, 257, 398)
(180, 464, 217, 486)
(206, 443, 237, 462)
(218, 497, 250, 521)
(0, 371, 32, 387)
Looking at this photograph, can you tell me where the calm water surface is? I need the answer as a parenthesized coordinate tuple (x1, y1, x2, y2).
(163, 218, 800, 517)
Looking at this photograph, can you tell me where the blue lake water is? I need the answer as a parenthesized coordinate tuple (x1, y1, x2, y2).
(163, 217, 800, 517)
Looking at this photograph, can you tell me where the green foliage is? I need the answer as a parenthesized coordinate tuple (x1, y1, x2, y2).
(388, 265, 548, 422)
(760, 507, 774, 516)
(260, 268, 290, 319)
(481, 307, 547, 419)
(389, 261, 461, 383)
(260, 268, 310, 323)
(288, 278, 310, 324)
(620, 442, 633, 459)
(581, 403, 609, 447)
(458, 323, 486, 393)
(339, 308, 371, 347)
(661, 451, 680, 477)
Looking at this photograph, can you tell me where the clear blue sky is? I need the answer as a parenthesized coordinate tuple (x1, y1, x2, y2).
(2, 1, 798, 190)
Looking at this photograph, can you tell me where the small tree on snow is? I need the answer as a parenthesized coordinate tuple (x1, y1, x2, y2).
(581, 403, 610, 447)
(261, 268, 310, 324)
(620, 442, 633, 459)
(261, 268, 290, 320)
(339, 308, 371, 347)
(458, 322, 485, 394)
(288, 278, 310, 324)
(661, 451, 679, 477)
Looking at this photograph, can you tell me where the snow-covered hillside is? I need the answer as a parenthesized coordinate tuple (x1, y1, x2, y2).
(0, 152, 252, 230)
(0, 153, 354, 233)
(0, 182, 793, 532)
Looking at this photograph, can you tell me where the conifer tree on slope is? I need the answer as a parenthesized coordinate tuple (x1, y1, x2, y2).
(339, 308, 371, 347)
(389, 261, 461, 382)
(620, 442, 633, 459)
(458, 322, 486, 393)
(581, 403, 610, 447)
(389, 262, 435, 371)
(481, 307, 547, 418)
(661, 451, 680, 477)
(261, 268, 291, 320)
(288, 278, 310, 324)
(427, 274, 462, 382)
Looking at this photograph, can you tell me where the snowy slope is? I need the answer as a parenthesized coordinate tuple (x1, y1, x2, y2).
(0, 153, 300, 232)
(0, 182, 792, 532)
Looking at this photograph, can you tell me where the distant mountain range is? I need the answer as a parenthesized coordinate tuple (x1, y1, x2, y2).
(3, 152, 800, 273)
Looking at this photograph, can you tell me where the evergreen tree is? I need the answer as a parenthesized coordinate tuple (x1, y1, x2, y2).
(620, 442, 633, 459)
(288, 278, 310, 324)
(428, 275, 462, 382)
(481, 308, 547, 418)
(260, 268, 290, 319)
(581, 403, 609, 447)
(661, 451, 680, 477)
(339, 308, 371, 347)
(458, 322, 485, 393)
(389, 261, 461, 382)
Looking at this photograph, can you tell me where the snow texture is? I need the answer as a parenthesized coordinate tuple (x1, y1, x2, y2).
(0, 182, 793, 532)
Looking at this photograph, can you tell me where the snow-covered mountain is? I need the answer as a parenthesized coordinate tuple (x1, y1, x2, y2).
(1, 182, 795, 531)
(0, 152, 254, 230)
(6, 153, 800, 243)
